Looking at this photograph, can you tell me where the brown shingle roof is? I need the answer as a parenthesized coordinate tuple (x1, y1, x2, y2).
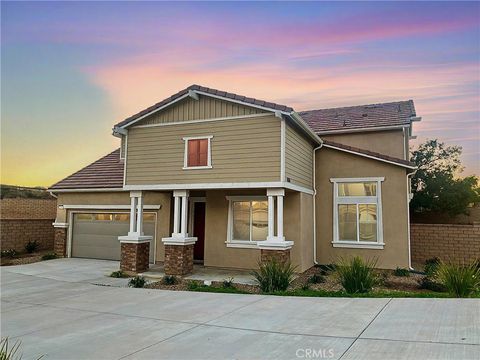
(322, 140, 416, 169)
(114, 84, 294, 128)
(299, 100, 416, 133)
(49, 149, 124, 190)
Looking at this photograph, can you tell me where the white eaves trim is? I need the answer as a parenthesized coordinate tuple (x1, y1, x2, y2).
(123, 181, 314, 195)
(323, 144, 416, 170)
(193, 90, 291, 115)
(117, 93, 190, 129)
(60, 204, 161, 210)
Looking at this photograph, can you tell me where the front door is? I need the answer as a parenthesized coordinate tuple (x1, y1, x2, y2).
(192, 202, 206, 261)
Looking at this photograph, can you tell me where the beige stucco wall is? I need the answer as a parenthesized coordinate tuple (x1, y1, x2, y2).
(126, 114, 281, 185)
(285, 122, 314, 189)
(315, 147, 410, 269)
(55, 191, 172, 262)
(203, 189, 313, 272)
(322, 129, 406, 159)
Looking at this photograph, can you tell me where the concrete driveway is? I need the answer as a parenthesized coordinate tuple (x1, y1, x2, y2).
(1, 259, 479, 360)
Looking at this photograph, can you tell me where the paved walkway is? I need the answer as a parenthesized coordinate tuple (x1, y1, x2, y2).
(1, 259, 479, 360)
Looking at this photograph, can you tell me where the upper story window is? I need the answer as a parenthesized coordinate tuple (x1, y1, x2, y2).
(183, 136, 213, 169)
(331, 177, 384, 249)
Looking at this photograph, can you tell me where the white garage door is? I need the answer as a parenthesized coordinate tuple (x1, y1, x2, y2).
(72, 212, 155, 262)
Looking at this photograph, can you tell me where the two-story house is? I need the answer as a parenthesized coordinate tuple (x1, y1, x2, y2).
(49, 85, 419, 275)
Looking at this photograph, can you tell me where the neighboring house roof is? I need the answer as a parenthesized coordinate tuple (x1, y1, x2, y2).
(322, 140, 416, 169)
(299, 100, 416, 134)
(49, 149, 123, 190)
(115, 84, 294, 129)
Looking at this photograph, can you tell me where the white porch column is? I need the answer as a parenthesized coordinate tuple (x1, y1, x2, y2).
(259, 188, 293, 250)
(119, 191, 152, 242)
(136, 194, 144, 236)
(163, 190, 197, 246)
(173, 194, 180, 235)
(268, 195, 275, 241)
(128, 195, 137, 235)
(180, 193, 188, 237)
(276, 193, 284, 241)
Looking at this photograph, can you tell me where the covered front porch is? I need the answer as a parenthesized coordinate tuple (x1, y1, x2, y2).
(118, 187, 314, 275)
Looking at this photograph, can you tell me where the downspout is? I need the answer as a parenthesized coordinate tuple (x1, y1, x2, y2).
(406, 171, 416, 270)
(312, 140, 324, 265)
(49, 191, 58, 199)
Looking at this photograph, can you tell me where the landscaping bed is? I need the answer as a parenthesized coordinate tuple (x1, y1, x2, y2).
(0, 250, 54, 266)
(143, 264, 474, 298)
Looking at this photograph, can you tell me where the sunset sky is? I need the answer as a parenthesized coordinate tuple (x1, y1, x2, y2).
(1, 1, 479, 187)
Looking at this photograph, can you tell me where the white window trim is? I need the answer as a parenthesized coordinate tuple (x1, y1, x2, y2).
(331, 177, 384, 249)
(226, 196, 268, 249)
(183, 135, 213, 170)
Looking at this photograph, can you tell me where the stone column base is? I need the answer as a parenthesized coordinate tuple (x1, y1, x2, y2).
(164, 244, 194, 275)
(54, 228, 67, 257)
(260, 249, 291, 265)
(120, 242, 150, 273)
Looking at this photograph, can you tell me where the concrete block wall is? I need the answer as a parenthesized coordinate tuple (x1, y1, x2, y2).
(1, 199, 57, 252)
(411, 223, 480, 265)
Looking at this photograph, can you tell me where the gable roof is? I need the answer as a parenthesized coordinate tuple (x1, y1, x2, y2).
(114, 84, 294, 129)
(322, 140, 416, 169)
(49, 149, 124, 190)
(299, 100, 416, 134)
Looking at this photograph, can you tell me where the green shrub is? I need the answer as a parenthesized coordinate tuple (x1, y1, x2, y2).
(24, 240, 39, 254)
(418, 276, 447, 292)
(0, 337, 21, 360)
(187, 280, 200, 290)
(424, 257, 440, 276)
(222, 277, 234, 288)
(437, 261, 480, 297)
(41, 253, 57, 261)
(301, 283, 311, 291)
(110, 270, 128, 278)
(251, 259, 296, 293)
(128, 276, 146, 288)
(308, 273, 325, 284)
(393, 267, 410, 277)
(162, 275, 178, 285)
(1, 249, 16, 259)
(336, 257, 377, 294)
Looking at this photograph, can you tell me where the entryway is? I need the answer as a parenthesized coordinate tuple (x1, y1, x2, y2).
(191, 201, 206, 262)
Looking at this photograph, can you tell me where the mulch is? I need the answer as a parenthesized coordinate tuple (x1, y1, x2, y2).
(0, 250, 53, 266)
(145, 265, 429, 294)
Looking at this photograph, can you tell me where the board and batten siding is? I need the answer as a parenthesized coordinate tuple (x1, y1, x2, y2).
(126, 115, 281, 185)
(285, 124, 314, 189)
(137, 95, 267, 126)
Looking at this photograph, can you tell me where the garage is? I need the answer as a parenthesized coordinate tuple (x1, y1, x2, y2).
(71, 212, 156, 262)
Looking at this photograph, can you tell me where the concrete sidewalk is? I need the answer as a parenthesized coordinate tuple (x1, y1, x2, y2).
(1, 259, 479, 360)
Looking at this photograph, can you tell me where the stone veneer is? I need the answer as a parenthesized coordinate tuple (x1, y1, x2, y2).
(120, 242, 150, 273)
(54, 228, 67, 257)
(260, 249, 291, 264)
(164, 244, 194, 275)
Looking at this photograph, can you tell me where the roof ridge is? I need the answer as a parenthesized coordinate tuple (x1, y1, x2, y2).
(114, 84, 294, 128)
(299, 99, 414, 114)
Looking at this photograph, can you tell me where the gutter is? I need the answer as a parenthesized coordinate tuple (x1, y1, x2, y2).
(406, 171, 416, 271)
(312, 139, 324, 265)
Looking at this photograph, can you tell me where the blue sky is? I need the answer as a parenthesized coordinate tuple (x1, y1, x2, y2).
(2, 1, 479, 186)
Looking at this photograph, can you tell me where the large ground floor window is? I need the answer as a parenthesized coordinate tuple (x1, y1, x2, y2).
(226, 196, 268, 247)
(331, 177, 384, 249)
